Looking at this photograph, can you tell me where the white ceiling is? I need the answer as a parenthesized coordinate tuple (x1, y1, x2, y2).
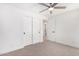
(5, 3, 79, 17)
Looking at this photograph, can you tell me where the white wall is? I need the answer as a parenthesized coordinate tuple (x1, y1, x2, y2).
(0, 4, 24, 54)
(0, 4, 44, 54)
(47, 8, 79, 48)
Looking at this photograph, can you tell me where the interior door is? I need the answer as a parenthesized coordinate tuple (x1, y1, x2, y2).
(33, 17, 42, 44)
(24, 16, 33, 46)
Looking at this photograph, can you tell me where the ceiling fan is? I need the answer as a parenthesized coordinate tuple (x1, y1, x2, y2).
(39, 3, 66, 14)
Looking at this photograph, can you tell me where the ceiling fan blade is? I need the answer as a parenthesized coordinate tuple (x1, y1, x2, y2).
(40, 8, 49, 13)
(52, 3, 58, 7)
(54, 6, 66, 9)
(39, 3, 50, 7)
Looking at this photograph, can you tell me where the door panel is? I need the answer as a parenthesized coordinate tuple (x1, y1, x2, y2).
(24, 16, 33, 46)
(33, 17, 42, 44)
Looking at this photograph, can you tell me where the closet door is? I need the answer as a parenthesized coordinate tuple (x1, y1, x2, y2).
(24, 16, 33, 46)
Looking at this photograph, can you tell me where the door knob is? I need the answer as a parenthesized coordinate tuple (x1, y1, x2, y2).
(39, 32, 40, 33)
(24, 32, 26, 35)
(52, 31, 55, 33)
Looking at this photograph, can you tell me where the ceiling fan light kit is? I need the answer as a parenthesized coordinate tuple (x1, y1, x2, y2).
(39, 3, 66, 14)
(48, 7, 54, 11)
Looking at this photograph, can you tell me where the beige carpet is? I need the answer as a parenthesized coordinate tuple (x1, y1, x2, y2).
(1, 40, 79, 56)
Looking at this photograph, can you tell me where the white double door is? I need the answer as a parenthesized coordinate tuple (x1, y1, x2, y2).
(24, 16, 41, 46)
